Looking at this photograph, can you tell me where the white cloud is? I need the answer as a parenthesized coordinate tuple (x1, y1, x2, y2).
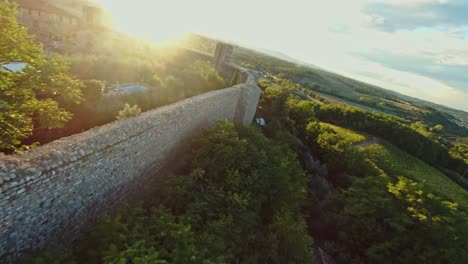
(435, 51, 468, 65)
(368, 0, 450, 5)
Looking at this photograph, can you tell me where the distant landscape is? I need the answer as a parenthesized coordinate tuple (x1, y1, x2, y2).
(186, 34, 468, 124)
(1, 1, 467, 263)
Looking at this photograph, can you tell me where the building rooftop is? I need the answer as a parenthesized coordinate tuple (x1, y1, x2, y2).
(0, 62, 27, 73)
(106, 84, 149, 96)
(122, 85, 148, 93)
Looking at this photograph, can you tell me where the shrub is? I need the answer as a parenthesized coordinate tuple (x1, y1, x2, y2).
(116, 104, 141, 120)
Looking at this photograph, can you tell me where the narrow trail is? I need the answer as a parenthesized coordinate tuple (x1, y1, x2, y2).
(353, 136, 381, 148)
(294, 89, 324, 105)
(314, 247, 335, 264)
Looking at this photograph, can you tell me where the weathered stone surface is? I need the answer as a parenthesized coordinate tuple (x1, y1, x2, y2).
(0, 69, 261, 262)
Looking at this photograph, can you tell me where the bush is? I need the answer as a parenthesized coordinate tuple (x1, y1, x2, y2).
(81, 80, 103, 102)
(30, 122, 314, 263)
(116, 104, 141, 120)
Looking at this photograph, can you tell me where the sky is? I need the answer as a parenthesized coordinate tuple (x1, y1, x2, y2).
(94, 0, 468, 111)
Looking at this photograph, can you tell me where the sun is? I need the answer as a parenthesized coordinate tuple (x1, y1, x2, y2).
(95, 0, 196, 43)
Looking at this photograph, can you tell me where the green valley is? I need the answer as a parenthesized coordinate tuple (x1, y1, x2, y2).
(2, 1, 468, 263)
(362, 143, 468, 209)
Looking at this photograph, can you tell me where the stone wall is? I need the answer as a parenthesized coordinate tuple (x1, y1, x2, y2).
(0, 71, 261, 261)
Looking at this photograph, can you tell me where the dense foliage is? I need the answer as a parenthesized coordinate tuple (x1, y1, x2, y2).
(1, 4, 226, 152)
(116, 104, 141, 120)
(260, 77, 466, 177)
(10, 29, 468, 264)
(257, 78, 468, 263)
(328, 175, 468, 263)
(27, 55, 225, 147)
(0, 2, 83, 151)
(23, 72, 468, 264)
(314, 104, 467, 175)
(27, 122, 314, 263)
(450, 138, 468, 165)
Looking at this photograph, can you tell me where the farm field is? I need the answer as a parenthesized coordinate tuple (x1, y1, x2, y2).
(311, 91, 389, 114)
(361, 143, 468, 210)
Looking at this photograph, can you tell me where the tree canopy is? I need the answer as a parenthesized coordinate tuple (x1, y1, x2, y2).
(257, 77, 468, 263)
(0, 2, 83, 151)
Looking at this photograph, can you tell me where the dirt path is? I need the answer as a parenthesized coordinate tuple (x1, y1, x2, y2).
(353, 136, 381, 148)
(294, 89, 324, 105)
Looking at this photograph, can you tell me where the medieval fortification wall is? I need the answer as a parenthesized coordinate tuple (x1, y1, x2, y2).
(0, 70, 261, 260)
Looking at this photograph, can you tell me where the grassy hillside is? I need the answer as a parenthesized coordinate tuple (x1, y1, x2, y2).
(260, 81, 468, 263)
(312, 91, 390, 115)
(180, 34, 468, 137)
(361, 143, 468, 210)
(320, 119, 467, 209)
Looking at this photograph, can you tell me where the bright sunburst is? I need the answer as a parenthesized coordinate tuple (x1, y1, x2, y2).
(94, 0, 468, 111)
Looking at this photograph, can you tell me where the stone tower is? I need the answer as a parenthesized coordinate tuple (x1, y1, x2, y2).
(213, 42, 234, 72)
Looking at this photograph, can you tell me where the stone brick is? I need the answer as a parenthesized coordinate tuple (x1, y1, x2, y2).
(0, 69, 260, 262)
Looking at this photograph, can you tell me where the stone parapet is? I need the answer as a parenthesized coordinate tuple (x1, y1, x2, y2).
(0, 71, 261, 262)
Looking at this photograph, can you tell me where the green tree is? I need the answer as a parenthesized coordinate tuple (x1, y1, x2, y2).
(388, 177, 468, 263)
(81, 80, 103, 102)
(40, 122, 313, 263)
(149, 74, 162, 88)
(0, 2, 83, 151)
(116, 103, 141, 120)
(410, 121, 433, 138)
(432, 124, 444, 132)
(163, 75, 185, 101)
(180, 122, 313, 263)
(288, 99, 319, 133)
(323, 174, 468, 264)
(187, 60, 224, 91)
(103, 241, 167, 264)
(332, 175, 412, 263)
